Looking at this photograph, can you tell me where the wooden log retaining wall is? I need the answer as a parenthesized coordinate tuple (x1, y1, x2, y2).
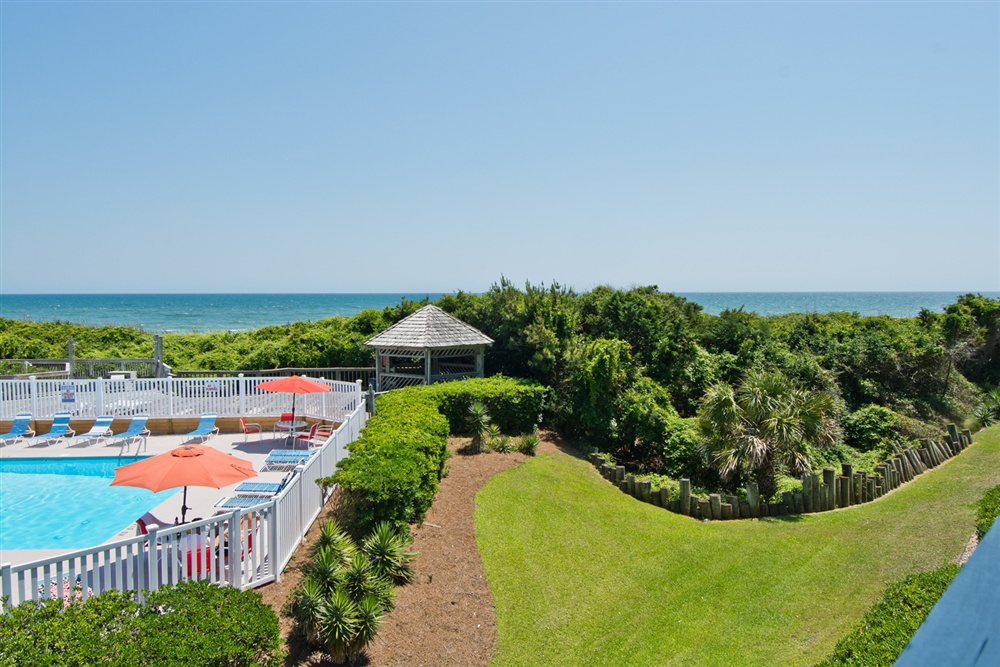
(587, 423, 975, 521)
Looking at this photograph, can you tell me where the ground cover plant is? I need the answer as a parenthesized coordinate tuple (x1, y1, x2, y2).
(0, 580, 283, 667)
(475, 424, 1000, 667)
(974, 482, 1000, 540)
(812, 565, 960, 667)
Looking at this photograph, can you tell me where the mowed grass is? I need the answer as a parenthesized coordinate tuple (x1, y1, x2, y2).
(475, 425, 1000, 667)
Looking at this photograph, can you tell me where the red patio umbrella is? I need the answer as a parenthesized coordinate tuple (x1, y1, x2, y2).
(111, 444, 257, 523)
(255, 375, 330, 427)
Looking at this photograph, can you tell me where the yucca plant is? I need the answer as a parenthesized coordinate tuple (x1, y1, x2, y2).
(316, 588, 359, 662)
(468, 401, 491, 453)
(517, 431, 539, 456)
(351, 594, 388, 661)
(493, 434, 515, 453)
(313, 520, 357, 564)
(289, 577, 329, 646)
(362, 521, 416, 584)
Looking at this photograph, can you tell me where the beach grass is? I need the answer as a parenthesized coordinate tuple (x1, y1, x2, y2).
(475, 424, 1000, 667)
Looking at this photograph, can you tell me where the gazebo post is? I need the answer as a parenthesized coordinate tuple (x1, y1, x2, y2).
(424, 350, 432, 384)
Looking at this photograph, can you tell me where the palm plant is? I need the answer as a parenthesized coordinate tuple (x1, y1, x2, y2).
(698, 369, 838, 500)
(468, 401, 491, 453)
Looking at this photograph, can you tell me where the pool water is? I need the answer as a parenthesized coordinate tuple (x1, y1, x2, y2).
(0, 457, 178, 550)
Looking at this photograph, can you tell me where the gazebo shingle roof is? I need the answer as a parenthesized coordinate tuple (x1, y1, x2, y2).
(364, 305, 493, 350)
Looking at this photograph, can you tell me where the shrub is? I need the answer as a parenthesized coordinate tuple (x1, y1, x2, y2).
(517, 431, 539, 456)
(975, 483, 1000, 540)
(841, 404, 901, 452)
(429, 376, 548, 435)
(814, 564, 959, 667)
(0, 581, 283, 667)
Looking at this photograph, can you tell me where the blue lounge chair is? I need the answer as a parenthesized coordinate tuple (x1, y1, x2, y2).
(233, 472, 296, 497)
(30, 413, 75, 446)
(213, 495, 271, 511)
(72, 416, 115, 446)
(184, 414, 219, 443)
(107, 415, 150, 452)
(0, 414, 34, 445)
(261, 449, 316, 472)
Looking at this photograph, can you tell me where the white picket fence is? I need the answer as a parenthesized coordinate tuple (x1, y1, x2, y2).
(0, 375, 361, 422)
(0, 385, 369, 609)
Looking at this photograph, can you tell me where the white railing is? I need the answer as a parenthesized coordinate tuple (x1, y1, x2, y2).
(1, 384, 369, 609)
(0, 376, 360, 422)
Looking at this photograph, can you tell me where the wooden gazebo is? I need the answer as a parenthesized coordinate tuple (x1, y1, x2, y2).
(365, 305, 493, 391)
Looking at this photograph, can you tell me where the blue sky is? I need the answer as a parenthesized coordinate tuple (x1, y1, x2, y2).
(1, 2, 997, 294)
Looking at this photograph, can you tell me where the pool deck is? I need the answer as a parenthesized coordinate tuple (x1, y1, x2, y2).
(0, 430, 307, 567)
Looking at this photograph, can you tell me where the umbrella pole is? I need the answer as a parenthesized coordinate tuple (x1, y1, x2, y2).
(181, 485, 189, 524)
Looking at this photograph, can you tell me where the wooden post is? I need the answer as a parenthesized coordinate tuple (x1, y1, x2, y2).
(619, 480, 629, 493)
(659, 487, 670, 508)
(721, 503, 733, 520)
(760, 502, 770, 517)
(626, 474, 636, 496)
(838, 477, 849, 507)
(747, 482, 760, 518)
(616, 466, 626, 483)
(698, 499, 712, 520)
(726, 495, 740, 518)
(710, 494, 722, 520)
(740, 502, 751, 519)
(793, 491, 803, 514)
(823, 468, 836, 509)
(782, 491, 795, 514)
(679, 479, 691, 516)
(853, 472, 863, 504)
(651, 488, 662, 507)
(670, 499, 680, 512)
(963, 429, 973, 447)
(802, 473, 813, 513)
(639, 480, 652, 503)
(842, 463, 854, 504)
(947, 423, 960, 445)
(867, 479, 876, 499)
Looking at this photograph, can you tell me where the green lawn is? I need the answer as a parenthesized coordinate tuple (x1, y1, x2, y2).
(475, 425, 1000, 667)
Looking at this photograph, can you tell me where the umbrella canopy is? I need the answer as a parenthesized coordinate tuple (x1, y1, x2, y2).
(255, 375, 330, 425)
(112, 444, 256, 523)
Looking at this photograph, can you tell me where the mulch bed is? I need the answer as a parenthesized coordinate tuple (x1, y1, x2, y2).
(255, 433, 566, 666)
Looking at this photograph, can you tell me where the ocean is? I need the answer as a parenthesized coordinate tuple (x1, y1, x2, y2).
(1, 292, 997, 334)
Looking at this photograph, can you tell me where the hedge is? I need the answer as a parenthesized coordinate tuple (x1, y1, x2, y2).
(0, 580, 283, 667)
(326, 377, 546, 531)
(975, 483, 1000, 540)
(427, 376, 547, 435)
(329, 387, 449, 531)
(814, 564, 959, 667)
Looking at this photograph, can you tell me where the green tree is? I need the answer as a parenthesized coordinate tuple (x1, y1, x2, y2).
(698, 369, 838, 500)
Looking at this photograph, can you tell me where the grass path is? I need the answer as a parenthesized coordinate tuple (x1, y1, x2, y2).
(475, 425, 1000, 667)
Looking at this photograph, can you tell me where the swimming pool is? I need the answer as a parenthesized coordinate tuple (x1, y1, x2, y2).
(0, 457, 178, 551)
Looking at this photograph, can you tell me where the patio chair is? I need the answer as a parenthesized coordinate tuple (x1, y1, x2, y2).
(272, 412, 295, 439)
(240, 417, 262, 443)
(184, 414, 219, 443)
(293, 423, 320, 449)
(30, 413, 75, 446)
(261, 448, 316, 472)
(135, 510, 174, 535)
(0, 414, 34, 445)
(107, 415, 151, 453)
(71, 416, 115, 446)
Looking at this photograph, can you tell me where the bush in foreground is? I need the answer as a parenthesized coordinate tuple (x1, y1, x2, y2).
(0, 580, 283, 667)
(814, 564, 959, 667)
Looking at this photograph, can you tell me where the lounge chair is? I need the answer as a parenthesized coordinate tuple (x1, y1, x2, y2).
(0, 414, 34, 445)
(213, 495, 272, 511)
(135, 510, 174, 535)
(261, 448, 316, 471)
(30, 413, 75, 446)
(240, 417, 262, 443)
(71, 416, 115, 446)
(232, 471, 296, 497)
(184, 414, 219, 443)
(107, 415, 151, 452)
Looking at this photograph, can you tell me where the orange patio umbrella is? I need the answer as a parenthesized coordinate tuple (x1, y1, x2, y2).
(112, 444, 257, 523)
(255, 375, 330, 426)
